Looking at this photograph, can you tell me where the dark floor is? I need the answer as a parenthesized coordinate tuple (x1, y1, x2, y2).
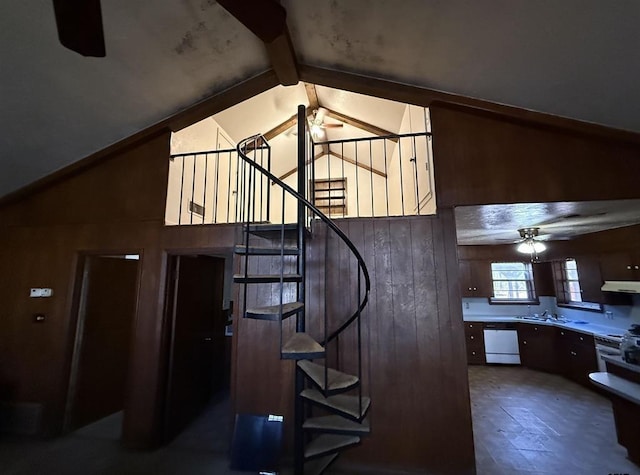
(0, 391, 241, 475)
(2, 368, 639, 474)
(469, 365, 640, 475)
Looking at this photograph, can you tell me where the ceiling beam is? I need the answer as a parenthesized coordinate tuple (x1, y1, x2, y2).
(217, 0, 298, 86)
(276, 147, 387, 183)
(263, 115, 297, 141)
(276, 150, 325, 182)
(327, 150, 387, 178)
(264, 29, 299, 86)
(323, 108, 399, 143)
(304, 82, 319, 111)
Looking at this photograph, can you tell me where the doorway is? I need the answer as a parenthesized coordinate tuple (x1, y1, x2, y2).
(65, 254, 140, 434)
(163, 254, 228, 443)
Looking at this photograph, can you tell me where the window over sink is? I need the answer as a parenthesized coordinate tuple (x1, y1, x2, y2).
(489, 262, 538, 304)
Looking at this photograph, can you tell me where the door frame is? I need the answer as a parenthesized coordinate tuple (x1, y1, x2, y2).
(62, 250, 143, 434)
(159, 250, 231, 443)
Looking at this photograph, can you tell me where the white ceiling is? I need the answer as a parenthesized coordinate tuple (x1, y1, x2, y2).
(3, 1, 640, 198)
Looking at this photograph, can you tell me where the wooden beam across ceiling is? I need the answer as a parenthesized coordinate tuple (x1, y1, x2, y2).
(277, 150, 325, 182)
(263, 115, 297, 141)
(275, 147, 387, 183)
(304, 82, 319, 111)
(323, 108, 398, 143)
(327, 150, 387, 178)
(217, 0, 298, 86)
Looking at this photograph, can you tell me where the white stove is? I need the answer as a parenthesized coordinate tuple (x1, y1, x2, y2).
(594, 334, 623, 371)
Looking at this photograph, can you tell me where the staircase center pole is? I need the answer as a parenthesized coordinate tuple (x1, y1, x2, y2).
(294, 104, 306, 475)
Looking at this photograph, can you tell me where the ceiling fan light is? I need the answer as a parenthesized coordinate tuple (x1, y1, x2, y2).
(516, 238, 546, 254)
(310, 123, 323, 138)
(516, 241, 534, 254)
(533, 241, 546, 253)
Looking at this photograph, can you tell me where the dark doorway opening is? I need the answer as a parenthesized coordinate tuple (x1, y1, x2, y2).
(65, 254, 140, 435)
(162, 254, 229, 444)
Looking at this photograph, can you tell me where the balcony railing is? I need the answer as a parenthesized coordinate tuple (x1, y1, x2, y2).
(165, 132, 434, 226)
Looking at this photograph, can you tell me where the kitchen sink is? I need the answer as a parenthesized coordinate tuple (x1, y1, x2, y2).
(514, 315, 572, 323)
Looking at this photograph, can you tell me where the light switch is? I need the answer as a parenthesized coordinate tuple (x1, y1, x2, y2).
(29, 288, 53, 298)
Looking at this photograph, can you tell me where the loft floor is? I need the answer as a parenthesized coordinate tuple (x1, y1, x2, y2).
(469, 365, 640, 475)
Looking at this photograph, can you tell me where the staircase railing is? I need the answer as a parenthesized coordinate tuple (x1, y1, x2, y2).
(236, 132, 371, 343)
(235, 106, 371, 472)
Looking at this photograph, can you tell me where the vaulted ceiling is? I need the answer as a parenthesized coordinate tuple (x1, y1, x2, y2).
(3, 1, 640, 199)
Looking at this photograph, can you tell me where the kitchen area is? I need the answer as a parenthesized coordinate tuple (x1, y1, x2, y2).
(456, 201, 640, 473)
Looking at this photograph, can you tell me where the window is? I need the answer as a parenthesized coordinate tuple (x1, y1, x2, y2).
(552, 258, 602, 310)
(313, 178, 347, 217)
(563, 259, 582, 302)
(490, 262, 537, 302)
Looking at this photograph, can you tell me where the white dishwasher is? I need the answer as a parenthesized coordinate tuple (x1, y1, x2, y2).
(483, 322, 521, 364)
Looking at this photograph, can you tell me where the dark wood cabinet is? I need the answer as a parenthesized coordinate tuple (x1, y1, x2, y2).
(599, 251, 640, 281)
(574, 255, 605, 303)
(459, 260, 493, 298)
(517, 323, 557, 373)
(556, 328, 597, 387)
(464, 322, 485, 364)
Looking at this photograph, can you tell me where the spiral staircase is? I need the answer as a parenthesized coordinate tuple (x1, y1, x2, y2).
(233, 106, 371, 474)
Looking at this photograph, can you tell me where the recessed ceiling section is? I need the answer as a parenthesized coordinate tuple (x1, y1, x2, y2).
(455, 200, 640, 245)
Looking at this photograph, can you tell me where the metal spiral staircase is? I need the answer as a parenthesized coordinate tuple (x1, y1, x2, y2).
(233, 106, 371, 474)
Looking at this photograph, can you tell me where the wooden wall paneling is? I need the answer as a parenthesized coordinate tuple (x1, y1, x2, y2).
(433, 209, 476, 473)
(409, 217, 442, 464)
(430, 105, 640, 208)
(1, 133, 171, 227)
(388, 218, 422, 462)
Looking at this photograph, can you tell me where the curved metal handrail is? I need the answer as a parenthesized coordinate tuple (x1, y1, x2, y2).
(236, 134, 370, 343)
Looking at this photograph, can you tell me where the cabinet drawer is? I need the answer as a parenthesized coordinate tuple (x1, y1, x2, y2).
(557, 328, 593, 346)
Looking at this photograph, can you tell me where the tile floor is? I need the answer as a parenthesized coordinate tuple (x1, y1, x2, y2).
(469, 365, 640, 475)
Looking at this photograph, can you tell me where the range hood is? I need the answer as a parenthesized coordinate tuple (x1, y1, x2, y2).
(601, 281, 640, 294)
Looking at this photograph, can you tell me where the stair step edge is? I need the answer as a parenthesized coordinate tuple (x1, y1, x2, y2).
(305, 434, 360, 459)
(282, 333, 325, 360)
(234, 246, 300, 255)
(300, 389, 371, 421)
(245, 302, 304, 321)
(303, 415, 370, 435)
(298, 360, 359, 392)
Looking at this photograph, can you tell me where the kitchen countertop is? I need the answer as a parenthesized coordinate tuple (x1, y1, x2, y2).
(602, 354, 640, 374)
(463, 315, 624, 339)
(589, 372, 640, 405)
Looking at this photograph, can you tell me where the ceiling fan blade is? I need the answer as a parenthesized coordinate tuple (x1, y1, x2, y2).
(321, 123, 344, 129)
(52, 0, 106, 57)
(217, 0, 286, 43)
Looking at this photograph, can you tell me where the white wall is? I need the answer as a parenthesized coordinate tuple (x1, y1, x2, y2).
(387, 105, 436, 216)
(166, 117, 238, 225)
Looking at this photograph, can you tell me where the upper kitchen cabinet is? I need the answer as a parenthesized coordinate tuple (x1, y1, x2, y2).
(459, 260, 493, 297)
(599, 251, 640, 281)
(552, 257, 605, 305)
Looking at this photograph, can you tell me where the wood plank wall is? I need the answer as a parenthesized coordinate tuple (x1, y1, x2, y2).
(294, 214, 474, 473)
(430, 103, 640, 207)
(0, 133, 237, 448)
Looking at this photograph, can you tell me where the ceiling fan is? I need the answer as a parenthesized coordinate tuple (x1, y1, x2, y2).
(52, 0, 106, 57)
(289, 108, 343, 138)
